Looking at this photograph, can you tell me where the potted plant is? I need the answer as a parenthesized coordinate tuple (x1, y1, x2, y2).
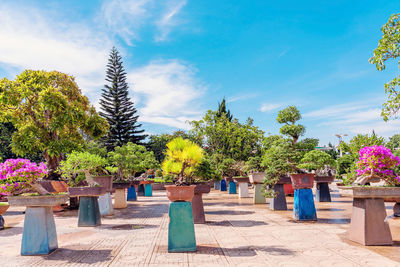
(0, 158, 68, 255)
(162, 137, 204, 252)
(59, 152, 107, 226)
(232, 161, 250, 198)
(349, 145, 400, 245)
(247, 156, 265, 184)
(298, 150, 336, 202)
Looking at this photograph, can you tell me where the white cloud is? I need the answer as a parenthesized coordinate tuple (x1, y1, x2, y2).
(259, 103, 282, 112)
(128, 59, 205, 129)
(155, 0, 187, 42)
(227, 92, 259, 103)
(0, 4, 110, 95)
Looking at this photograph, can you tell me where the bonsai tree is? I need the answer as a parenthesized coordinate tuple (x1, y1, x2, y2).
(245, 156, 264, 173)
(277, 106, 305, 146)
(0, 70, 109, 179)
(58, 152, 108, 187)
(107, 142, 159, 182)
(0, 159, 48, 196)
(162, 137, 204, 185)
(298, 150, 335, 176)
(192, 156, 217, 182)
(354, 145, 400, 186)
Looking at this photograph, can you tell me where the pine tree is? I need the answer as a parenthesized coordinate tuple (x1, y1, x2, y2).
(99, 47, 146, 150)
(216, 97, 233, 121)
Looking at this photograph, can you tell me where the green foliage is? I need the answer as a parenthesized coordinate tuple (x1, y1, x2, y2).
(276, 106, 305, 145)
(190, 110, 264, 161)
(336, 154, 355, 176)
(59, 151, 108, 186)
(85, 141, 108, 158)
(107, 142, 159, 180)
(162, 137, 204, 185)
(245, 156, 264, 172)
(339, 133, 386, 159)
(298, 150, 335, 171)
(387, 134, 400, 150)
(155, 169, 163, 177)
(369, 14, 400, 121)
(193, 156, 217, 182)
(216, 97, 232, 121)
(0, 70, 108, 176)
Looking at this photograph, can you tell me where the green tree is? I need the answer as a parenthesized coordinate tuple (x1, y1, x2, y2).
(298, 150, 335, 172)
(370, 13, 400, 121)
(216, 97, 232, 121)
(339, 133, 385, 159)
(0, 70, 108, 178)
(276, 106, 305, 146)
(387, 134, 400, 151)
(100, 47, 146, 150)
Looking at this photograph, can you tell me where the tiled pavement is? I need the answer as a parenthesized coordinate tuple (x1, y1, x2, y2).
(1, 185, 400, 266)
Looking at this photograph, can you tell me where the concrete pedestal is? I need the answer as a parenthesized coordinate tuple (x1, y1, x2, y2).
(0, 215, 4, 230)
(293, 189, 317, 221)
(168, 202, 196, 252)
(253, 184, 266, 204)
(192, 193, 206, 224)
(349, 198, 392, 245)
(238, 182, 250, 198)
(78, 196, 101, 227)
(316, 182, 331, 202)
(137, 184, 145, 196)
(98, 193, 113, 216)
(144, 184, 153, 197)
(394, 202, 400, 217)
(114, 188, 127, 209)
(21, 206, 58, 255)
(220, 180, 227, 191)
(214, 181, 221, 190)
(229, 181, 237, 194)
(127, 186, 137, 201)
(270, 184, 287, 210)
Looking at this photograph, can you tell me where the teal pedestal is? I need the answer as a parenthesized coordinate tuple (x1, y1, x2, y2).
(127, 186, 137, 201)
(220, 180, 227, 191)
(21, 206, 58, 255)
(293, 189, 317, 221)
(78, 196, 101, 227)
(144, 184, 152, 197)
(168, 202, 196, 252)
(229, 181, 237, 194)
(214, 181, 221, 190)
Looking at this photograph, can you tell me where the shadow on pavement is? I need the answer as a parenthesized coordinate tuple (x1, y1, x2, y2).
(43, 248, 112, 264)
(205, 210, 254, 215)
(195, 245, 295, 257)
(208, 220, 268, 227)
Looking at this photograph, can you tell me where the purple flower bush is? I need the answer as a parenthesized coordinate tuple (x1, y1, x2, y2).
(0, 159, 47, 196)
(356, 145, 400, 185)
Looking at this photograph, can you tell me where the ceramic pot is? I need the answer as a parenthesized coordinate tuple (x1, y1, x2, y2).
(233, 176, 249, 183)
(290, 173, 314, 189)
(93, 176, 113, 192)
(8, 194, 69, 207)
(140, 180, 154, 185)
(249, 172, 265, 184)
(314, 176, 335, 183)
(194, 184, 211, 194)
(68, 186, 106, 197)
(0, 203, 10, 215)
(165, 185, 195, 202)
(112, 182, 131, 189)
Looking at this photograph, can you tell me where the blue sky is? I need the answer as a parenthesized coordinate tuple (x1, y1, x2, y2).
(0, 0, 399, 146)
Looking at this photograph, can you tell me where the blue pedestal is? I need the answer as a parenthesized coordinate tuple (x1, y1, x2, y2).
(0, 215, 4, 230)
(316, 182, 331, 202)
(220, 180, 227, 191)
(229, 181, 237, 194)
(293, 189, 317, 221)
(127, 186, 137, 201)
(78, 196, 102, 227)
(214, 181, 221, 190)
(144, 184, 152, 197)
(137, 184, 145, 196)
(21, 206, 58, 255)
(168, 202, 196, 252)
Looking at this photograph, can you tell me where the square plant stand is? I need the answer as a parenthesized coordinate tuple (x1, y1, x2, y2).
(253, 184, 266, 204)
(220, 180, 227, 191)
(127, 185, 137, 201)
(98, 192, 114, 216)
(270, 184, 287, 210)
(293, 188, 317, 221)
(228, 181, 237, 194)
(144, 184, 153, 197)
(316, 182, 331, 202)
(168, 202, 196, 252)
(78, 196, 102, 227)
(214, 181, 221, 190)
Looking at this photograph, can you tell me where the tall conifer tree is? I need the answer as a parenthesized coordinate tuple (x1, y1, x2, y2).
(99, 47, 146, 150)
(216, 97, 233, 121)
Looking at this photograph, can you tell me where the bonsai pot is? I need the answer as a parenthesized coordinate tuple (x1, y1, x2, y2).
(249, 172, 265, 184)
(112, 182, 131, 189)
(165, 185, 195, 202)
(0, 202, 9, 215)
(140, 180, 154, 185)
(314, 176, 335, 183)
(349, 186, 400, 246)
(192, 184, 211, 224)
(232, 176, 249, 183)
(277, 176, 291, 184)
(93, 175, 113, 192)
(68, 186, 106, 197)
(225, 177, 233, 183)
(130, 180, 141, 186)
(290, 173, 314, 189)
(7, 194, 69, 255)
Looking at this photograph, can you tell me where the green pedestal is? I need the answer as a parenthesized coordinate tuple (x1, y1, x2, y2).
(78, 196, 101, 227)
(168, 202, 196, 252)
(253, 184, 266, 204)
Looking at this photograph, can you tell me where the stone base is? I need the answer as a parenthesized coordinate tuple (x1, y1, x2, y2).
(394, 203, 400, 217)
(192, 193, 206, 224)
(253, 184, 266, 204)
(220, 180, 227, 191)
(137, 184, 145, 196)
(114, 188, 127, 209)
(214, 181, 221, 190)
(0, 215, 4, 230)
(270, 184, 287, 210)
(349, 198, 392, 245)
(98, 193, 114, 216)
(293, 189, 317, 221)
(229, 181, 237, 194)
(238, 182, 250, 198)
(144, 184, 153, 197)
(127, 186, 137, 201)
(168, 202, 196, 252)
(316, 182, 331, 202)
(21, 206, 58, 255)
(78, 196, 101, 227)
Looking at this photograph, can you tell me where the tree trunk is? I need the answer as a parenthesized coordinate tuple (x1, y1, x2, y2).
(43, 150, 62, 180)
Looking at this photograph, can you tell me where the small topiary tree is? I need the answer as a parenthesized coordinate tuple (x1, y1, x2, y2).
(277, 106, 305, 146)
(298, 150, 335, 174)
